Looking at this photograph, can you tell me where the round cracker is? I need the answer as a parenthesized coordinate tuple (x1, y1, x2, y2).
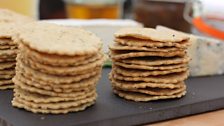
(114, 28, 189, 42)
(114, 62, 187, 71)
(12, 99, 95, 114)
(19, 53, 105, 76)
(110, 51, 186, 60)
(120, 56, 190, 66)
(111, 70, 189, 84)
(20, 44, 102, 67)
(14, 87, 96, 103)
(0, 84, 14, 90)
(113, 65, 188, 76)
(113, 89, 186, 102)
(16, 61, 101, 84)
(15, 72, 100, 92)
(13, 78, 94, 97)
(15, 22, 103, 56)
(114, 38, 190, 48)
(109, 75, 184, 89)
(13, 93, 96, 109)
(109, 43, 182, 52)
(114, 84, 186, 96)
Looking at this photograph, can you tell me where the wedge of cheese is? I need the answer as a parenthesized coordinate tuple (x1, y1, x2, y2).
(156, 26, 224, 77)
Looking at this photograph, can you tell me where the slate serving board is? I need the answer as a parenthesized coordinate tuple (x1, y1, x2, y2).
(1, 68, 224, 126)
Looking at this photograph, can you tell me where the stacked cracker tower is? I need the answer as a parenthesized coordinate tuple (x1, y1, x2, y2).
(12, 22, 104, 114)
(0, 9, 33, 90)
(109, 28, 190, 102)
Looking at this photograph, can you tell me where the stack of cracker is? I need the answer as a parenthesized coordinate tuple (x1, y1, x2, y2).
(0, 9, 33, 90)
(109, 28, 190, 102)
(0, 24, 18, 90)
(12, 22, 105, 114)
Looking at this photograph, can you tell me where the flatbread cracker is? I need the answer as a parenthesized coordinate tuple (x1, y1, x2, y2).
(115, 38, 190, 49)
(110, 51, 186, 60)
(111, 70, 189, 84)
(109, 76, 184, 89)
(113, 65, 188, 76)
(0, 79, 13, 86)
(13, 78, 94, 97)
(109, 43, 182, 52)
(12, 99, 95, 114)
(16, 72, 100, 92)
(120, 56, 190, 66)
(0, 9, 33, 24)
(114, 28, 189, 42)
(114, 62, 187, 71)
(15, 22, 102, 56)
(14, 87, 96, 103)
(14, 93, 96, 109)
(16, 61, 101, 84)
(0, 69, 15, 75)
(113, 89, 186, 102)
(20, 44, 103, 66)
(0, 62, 15, 70)
(114, 84, 186, 96)
(0, 84, 14, 89)
(19, 54, 105, 76)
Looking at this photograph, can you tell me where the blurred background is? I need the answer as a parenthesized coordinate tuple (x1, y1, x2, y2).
(0, 0, 224, 39)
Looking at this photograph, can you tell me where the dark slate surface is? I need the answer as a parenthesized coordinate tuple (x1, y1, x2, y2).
(1, 68, 224, 126)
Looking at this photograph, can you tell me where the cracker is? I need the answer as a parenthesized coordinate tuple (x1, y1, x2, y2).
(111, 70, 189, 83)
(120, 56, 190, 66)
(20, 44, 101, 66)
(113, 89, 186, 102)
(0, 69, 15, 75)
(109, 76, 184, 89)
(0, 49, 17, 57)
(0, 45, 17, 50)
(109, 43, 181, 52)
(0, 84, 14, 89)
(13, 78, 94, 97)
(15, 22, 102, 56)
(114, 84, 186, 96)
(114, 62, 187, 71)
(19, 54, 105, 76)
(16, 72, 100, 92)
(114, 28, 189, 42)
(12, 99, 95, 114)
(0, 38, 16, 46)
(0, 9, 34, 24)
(0, 62, 15, 70)
(0, 79, 13, 86)
(115, 38, 190, 48)
(0, 57, 16, 62)
(14, 87, 96, 103)
(16, 61, 101, 84)
(110, 51, 186, 60)
(14, 73, 99, 93)
(13, 93, 96, 109)
(0, 74, 14, 79)
(113, 65, 188, 76)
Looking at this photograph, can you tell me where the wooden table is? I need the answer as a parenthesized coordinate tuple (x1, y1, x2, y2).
(149, 109, 224, 126)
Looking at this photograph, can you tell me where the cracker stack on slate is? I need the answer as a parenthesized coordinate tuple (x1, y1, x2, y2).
(0, 9, 33, 90)
(109, 28, 190, 102)
(11, 22, 105, 114)
(0, 24, 18, 90)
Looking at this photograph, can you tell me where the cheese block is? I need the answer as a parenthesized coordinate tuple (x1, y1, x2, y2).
(156, 26, 224, 77)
